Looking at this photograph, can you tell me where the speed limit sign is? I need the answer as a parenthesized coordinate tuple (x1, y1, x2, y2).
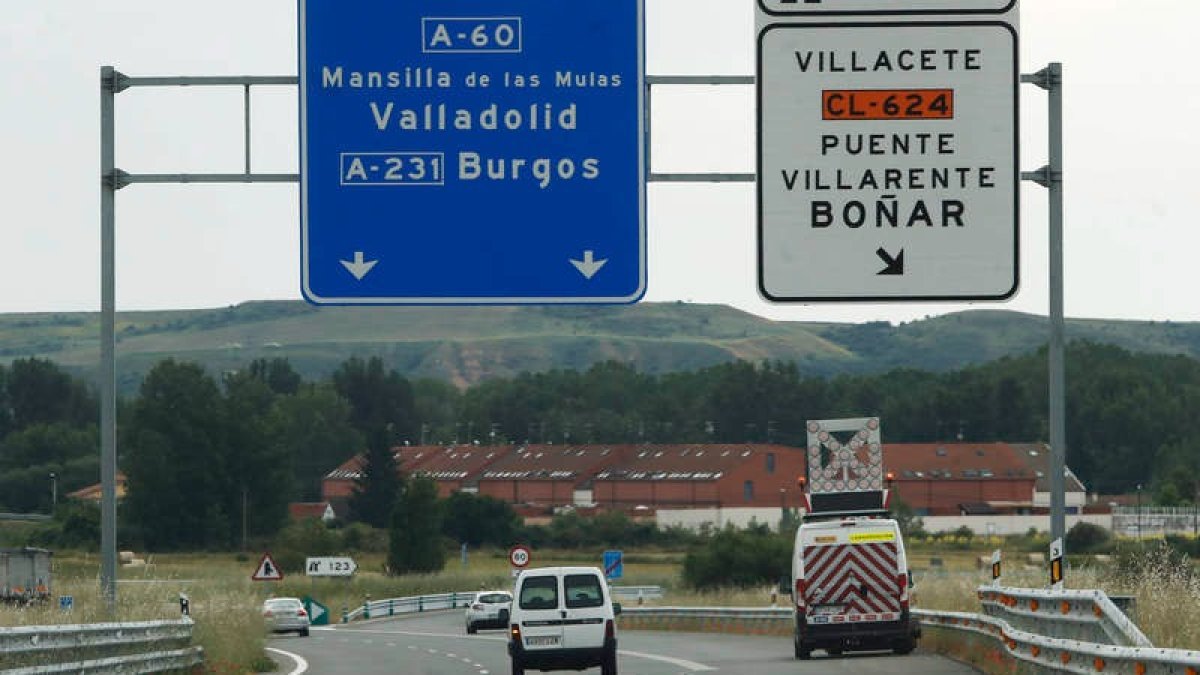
(508, 545, 531, 569)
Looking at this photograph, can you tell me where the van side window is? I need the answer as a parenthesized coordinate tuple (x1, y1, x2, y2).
(564, 574, 604, 608)
(519, 575, 559, 610)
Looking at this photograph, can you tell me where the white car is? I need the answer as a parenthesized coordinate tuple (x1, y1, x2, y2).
(465, 590, 513, 633)
(262, 597, 310, 637)
(507, 566, 621, 675)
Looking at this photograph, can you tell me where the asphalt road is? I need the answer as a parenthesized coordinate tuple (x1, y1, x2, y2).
(267, 610, 980, 675)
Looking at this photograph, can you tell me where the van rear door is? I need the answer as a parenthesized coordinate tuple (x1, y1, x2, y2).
(561, 571, 608, 649)
(803, 522, 902, 625)
(516, 573, 564, 651)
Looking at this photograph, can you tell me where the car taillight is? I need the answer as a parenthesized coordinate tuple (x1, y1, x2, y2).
(297, 608, 307, 617)
(605, 619, 615, 639)
(510, 623, 522, 642)
(263, 610, 273, 618)
(897, 572, 909, 609)
(472, 603, 484, 610)
(795, 578, 807, 609)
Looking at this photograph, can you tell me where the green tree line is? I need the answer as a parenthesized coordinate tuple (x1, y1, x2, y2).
(3, 339, 1200, 550)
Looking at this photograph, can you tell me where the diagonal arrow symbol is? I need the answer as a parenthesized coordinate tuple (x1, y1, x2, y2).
(875, 248, 904, 276)
(569, 250, 608, 280)
(340, 251, 378, 280)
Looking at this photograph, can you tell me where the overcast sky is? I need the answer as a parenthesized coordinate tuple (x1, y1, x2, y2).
(1, 1, 1196, 324)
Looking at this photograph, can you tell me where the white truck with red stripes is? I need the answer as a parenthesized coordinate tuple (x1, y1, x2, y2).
(790, 517, 919, 659)
(790, 417, 920, 659)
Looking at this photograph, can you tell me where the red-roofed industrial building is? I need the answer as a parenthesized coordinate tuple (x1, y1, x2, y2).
(318, 440, 1087, 522)
(592, 444, 806, 510)
(407, 444, 513, 497)
(321, 445, 444, 501)
(886, 442, 1087, 516)
(474, 444, 631, 507)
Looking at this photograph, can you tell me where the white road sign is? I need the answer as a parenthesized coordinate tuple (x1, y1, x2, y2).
(509, 545, 531, 569)
(305, 556, 358, 577)
(758, 0, 1015, 15)
(757, 20, 1018, 301)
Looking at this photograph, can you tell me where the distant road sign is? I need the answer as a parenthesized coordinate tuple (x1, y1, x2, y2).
(305, 556, 358, 577)
(303, 596, 330, 626)
(59, 595, 73, 612)
(252, 553, 284, 581)
(509, 545, 531, 569)
(299, 0, 646, 305)
(603, 550, 623, 580)
(756, 12, 1019, 302)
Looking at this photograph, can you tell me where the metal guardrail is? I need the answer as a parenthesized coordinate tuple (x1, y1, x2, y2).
(0, 618, 202, 674)
(344, 586, 666, 622)
(617, 589, 1200, 673)
(346, 592, 473, 622)
(978, 586, 1151, 648)
(623, 606, 789, 620)
(610, 586, 664, 602)
(916, 609, 1200, 675)
(0, 513, 51, 523)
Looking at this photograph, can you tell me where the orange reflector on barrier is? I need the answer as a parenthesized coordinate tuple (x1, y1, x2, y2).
(1061, 601, 1071, 614)
(1031, 599, 1039, 612)
(1061, 652, 1072, 664)
(1135, 663, 1146, 675)
(1094, 657, 1105, 671)
(1093, 604, 1103, 618)
(1031, 646, 1040, 658)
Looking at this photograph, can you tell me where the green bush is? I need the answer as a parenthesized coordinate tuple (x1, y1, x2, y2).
(1066, 521, 1113, 554)
(340, 522, 388, 553)
(681, 524, 790, 590)
(271, 518, 341, 573)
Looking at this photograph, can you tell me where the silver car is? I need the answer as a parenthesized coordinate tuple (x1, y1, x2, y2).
(465, 590, 513, 633)
(262, 597, 310, 637)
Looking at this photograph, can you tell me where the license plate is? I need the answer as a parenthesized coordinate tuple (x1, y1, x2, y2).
(813, 605, 844, 616)
(526, 635, 561, 647)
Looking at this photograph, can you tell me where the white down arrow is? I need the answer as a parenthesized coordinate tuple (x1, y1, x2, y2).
(340, 251, 378, 280)
(569, 250, 608, 279)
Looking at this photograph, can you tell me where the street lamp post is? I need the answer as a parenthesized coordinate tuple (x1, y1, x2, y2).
(50, 473, 57, 515)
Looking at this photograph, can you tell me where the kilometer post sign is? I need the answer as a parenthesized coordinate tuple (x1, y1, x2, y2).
(756, 9, 1019, 302)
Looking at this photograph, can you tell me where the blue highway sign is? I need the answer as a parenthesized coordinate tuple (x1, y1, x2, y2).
(299, 0, 646, 304)
(603, 549, 623, 580)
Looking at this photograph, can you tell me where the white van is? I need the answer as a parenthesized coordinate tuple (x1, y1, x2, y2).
(507, 566, 621, 675)
(791, 517, 920, 659)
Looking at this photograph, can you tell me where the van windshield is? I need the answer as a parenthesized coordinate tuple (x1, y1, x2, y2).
(564, 574, 604, 608)
(519, 575, 558, 610)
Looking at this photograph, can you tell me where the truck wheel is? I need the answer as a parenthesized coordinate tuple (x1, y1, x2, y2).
(893, 638, 915, 655)
(510, 655, 524, 675)
(794, 636, 812, 660)
(467, 622, 477, 634)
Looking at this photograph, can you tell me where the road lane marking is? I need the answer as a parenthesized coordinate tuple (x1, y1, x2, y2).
(316, 625, 716, 672)
(618, 649, 715, 672)
(265, 647, 308, 675)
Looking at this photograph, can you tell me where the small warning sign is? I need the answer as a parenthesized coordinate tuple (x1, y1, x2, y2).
(252, 552, 284, 581)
